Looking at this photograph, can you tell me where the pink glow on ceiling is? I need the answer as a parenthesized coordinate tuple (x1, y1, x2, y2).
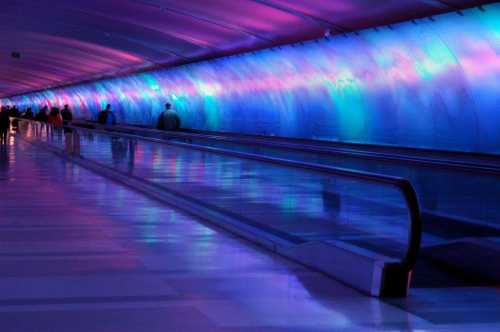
(34, 34, 143, 63)
(0, 0, 494, 97)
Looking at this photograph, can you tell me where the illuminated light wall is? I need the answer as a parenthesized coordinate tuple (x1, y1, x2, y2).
(2, 4, 500, 154)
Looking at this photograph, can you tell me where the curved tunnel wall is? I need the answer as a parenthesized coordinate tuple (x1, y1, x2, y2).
(2, 4, 500, 154)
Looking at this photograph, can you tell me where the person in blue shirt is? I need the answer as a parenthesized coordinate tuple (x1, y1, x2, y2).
(156, 102, 180, 131)
(97, 104, 116, 125)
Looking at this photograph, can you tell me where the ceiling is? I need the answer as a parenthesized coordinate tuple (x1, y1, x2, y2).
(0, 0, 493, 98)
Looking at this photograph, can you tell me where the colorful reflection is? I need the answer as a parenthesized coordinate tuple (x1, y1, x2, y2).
(2, 4, 500, 153)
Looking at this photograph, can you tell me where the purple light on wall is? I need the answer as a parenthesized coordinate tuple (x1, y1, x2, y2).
(2, 4, 500, 154)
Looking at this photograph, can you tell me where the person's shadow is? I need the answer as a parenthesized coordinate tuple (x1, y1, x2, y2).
(111, 137, 128, 167)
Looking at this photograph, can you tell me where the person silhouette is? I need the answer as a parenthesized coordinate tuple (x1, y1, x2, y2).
(97, 104, 117, 125)
(156, 102, 180, 131)
(0, 107, 10, 144)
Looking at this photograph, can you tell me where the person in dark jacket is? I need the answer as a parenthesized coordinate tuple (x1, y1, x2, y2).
(0, 107, 10, 144)
(35, 106, 49, 122)
(61, 104, 73, 124)
(61, 104, 74, 134)
(7, 106, 20, 118)
(97, 104, 116, 125)
(156, 102, 180, 131)
(23, 107, 34, 120)
(7, 106, 20, 130)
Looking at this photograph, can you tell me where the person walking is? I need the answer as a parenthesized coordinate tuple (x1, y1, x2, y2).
(48, 107, 63, 128)
(61, 104, 73, 125)
(0, 107, 11, 144)
(35, 106, 49, 122)
(23, 107, 34, 120)
(156, 102, 180, 131)
(97, 104, 116, 125)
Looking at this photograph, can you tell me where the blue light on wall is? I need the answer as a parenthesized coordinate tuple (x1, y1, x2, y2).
(2, 4, 500, 154)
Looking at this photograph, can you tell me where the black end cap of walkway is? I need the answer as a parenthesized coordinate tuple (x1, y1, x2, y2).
(379, 263, 412, 298)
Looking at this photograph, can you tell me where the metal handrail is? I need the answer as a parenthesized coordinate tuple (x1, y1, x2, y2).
(17, 118, 422, 270)
(78, 121, 500, 175)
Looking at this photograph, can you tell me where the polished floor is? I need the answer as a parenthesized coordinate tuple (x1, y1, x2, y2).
(1, 134, 500, 331)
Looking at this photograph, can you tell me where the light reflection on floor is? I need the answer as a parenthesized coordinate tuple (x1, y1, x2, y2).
(1, 134, 499, 331)
(72, 132, 414, 257)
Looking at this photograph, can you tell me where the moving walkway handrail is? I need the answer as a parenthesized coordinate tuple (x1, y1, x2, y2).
(172, 126, 500, 163)
(17, 118, 422, 270)
(76, 121, 500, 175)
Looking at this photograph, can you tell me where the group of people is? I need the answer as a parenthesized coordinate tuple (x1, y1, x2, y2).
(94, 102, 180, 130)
(94, 102, 181, 131)
(32, 105, 73, 127)
(0, 101, 181, 142)
(0, 104, 74, 143)
(0, 104, 73, 126)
